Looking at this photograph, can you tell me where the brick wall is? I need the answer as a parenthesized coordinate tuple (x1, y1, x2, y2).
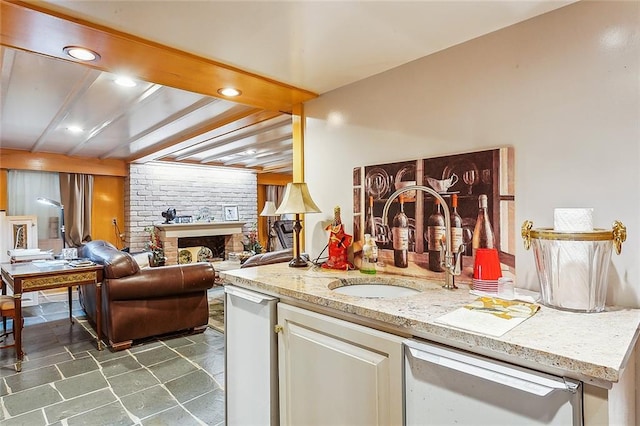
(125, 162, 257, 254)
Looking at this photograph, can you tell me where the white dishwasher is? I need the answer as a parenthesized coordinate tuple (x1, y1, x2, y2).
(404, 339, 582, 425)
(225, 285, 279, 425)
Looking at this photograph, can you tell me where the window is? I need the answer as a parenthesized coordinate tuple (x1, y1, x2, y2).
(7, 170, 61, 241)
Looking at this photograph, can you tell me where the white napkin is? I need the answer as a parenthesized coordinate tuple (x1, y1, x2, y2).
(434, 308, 530, 337)
(554, 208, 593, 231)
(470, 288, 539, 304)
(553, 208, 594, 310)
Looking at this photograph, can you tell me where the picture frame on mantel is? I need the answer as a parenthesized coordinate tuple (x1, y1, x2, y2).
(223, 205, 239, 222)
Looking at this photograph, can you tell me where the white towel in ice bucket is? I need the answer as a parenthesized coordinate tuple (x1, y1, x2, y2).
(553, 208, 593, 310)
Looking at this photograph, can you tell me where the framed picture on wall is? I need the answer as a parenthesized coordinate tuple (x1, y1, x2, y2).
(223, 205, 239, 221)
(5, 215, 38, 251)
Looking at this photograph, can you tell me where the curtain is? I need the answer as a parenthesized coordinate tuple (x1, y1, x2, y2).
(60, 173, 93, 247)
(7, 170, 61, 241)
(267, 185, 286, 217)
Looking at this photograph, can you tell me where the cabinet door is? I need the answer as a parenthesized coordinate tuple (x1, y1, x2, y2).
(277, 303, 404, 426)
(225, 286, 279, 425)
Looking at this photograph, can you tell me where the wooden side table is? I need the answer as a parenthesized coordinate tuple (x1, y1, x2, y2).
(0, 261, 104, 371)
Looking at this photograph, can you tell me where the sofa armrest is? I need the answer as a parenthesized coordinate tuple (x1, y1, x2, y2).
(106, 263, 216, 300)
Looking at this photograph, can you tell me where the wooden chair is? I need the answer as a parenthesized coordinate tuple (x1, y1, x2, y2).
(0, 295, 17, 350)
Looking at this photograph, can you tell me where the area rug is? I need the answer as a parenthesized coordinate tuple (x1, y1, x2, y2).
(208, 287, 225, 333)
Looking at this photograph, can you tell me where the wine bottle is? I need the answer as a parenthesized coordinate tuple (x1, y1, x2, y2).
(392, 194, 409, 268)
(365, 195, 376, 240)
(427, 198, 445, 272)
(472, 194, 495, 258)
(360, 234, 377, 274)
(450, 193, 463, 265)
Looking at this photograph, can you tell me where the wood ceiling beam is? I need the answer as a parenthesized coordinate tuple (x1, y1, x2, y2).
(0, 0, 317, 113)
(0, 148, 127, 176)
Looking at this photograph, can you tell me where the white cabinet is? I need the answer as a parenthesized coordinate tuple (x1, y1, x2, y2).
(224, 285, 279, 425)
(277, 303, 404, 426)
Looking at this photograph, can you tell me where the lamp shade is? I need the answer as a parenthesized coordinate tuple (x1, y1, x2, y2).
(37, 197, 63, 209)
(275, 182, 321, 215)
(260, 201, 278, 217)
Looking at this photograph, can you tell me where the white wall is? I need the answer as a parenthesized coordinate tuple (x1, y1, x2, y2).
(304, 1, 640, 307)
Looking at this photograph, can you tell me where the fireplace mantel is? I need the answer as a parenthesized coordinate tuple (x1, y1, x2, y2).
(155, 221, 246, 238)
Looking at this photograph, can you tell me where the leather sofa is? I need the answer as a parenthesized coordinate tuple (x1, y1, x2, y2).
(78, 240, 216, 350)
(240, 248, 294, 268)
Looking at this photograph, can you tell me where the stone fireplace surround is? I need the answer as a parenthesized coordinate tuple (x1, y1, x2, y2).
(155, 222, 246, 265)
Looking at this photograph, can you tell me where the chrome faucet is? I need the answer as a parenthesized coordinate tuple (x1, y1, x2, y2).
(382, 185, 463, 289)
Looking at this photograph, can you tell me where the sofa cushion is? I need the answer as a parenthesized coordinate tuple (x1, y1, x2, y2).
(131, 251, 151, 269)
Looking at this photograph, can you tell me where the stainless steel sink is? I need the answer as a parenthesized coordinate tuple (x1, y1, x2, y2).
(329, 277, 422, 298)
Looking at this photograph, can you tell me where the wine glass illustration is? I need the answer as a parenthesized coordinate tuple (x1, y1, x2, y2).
(462, 170, 477, 194)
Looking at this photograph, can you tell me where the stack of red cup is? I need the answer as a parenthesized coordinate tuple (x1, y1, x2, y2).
(473, 248, 502, 293)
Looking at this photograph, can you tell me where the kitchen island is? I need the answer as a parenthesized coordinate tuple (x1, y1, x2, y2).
(221, 262, 640, 424)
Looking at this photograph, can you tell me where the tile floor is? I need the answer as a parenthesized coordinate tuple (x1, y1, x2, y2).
(0, 289, 226, 425)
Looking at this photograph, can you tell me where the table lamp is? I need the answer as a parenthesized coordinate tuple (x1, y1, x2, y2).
(275, 183, 321, 267)
(37, 197, 66, 248)
(260, 201, 278, 252)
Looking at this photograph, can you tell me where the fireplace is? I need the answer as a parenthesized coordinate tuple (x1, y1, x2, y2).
(178, 235, 226, 261)
(155, 222, 246, 265)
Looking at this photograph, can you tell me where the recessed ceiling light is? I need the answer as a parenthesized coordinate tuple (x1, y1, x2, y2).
(115, 76, 137, 87)
(217, 87, 241, 97)
(63, 46, 100, 62)
(66, 125, 84, 134)
(245, 149, 257, 155)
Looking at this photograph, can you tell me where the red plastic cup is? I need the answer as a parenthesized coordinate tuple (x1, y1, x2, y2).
(473, 248, 502, 281)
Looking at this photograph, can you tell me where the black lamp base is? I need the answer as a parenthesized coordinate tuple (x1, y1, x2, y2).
(289, 256, 308, 267)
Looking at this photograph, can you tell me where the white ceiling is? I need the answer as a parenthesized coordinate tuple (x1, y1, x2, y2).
(2, 1, 576, 174)
(39, 0, 576, 94)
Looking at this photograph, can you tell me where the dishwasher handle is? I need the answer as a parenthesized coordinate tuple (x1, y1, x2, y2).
(406, 343, 578, 397)
(225, 285, 277, 304)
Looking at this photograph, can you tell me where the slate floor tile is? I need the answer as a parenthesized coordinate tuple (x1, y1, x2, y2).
(56, 356, 100, 378)
(3, 384, 63, 417)
(183, 388, 225, 426)
(66, 401, 135, 426)
(190, 347, 225, 377)
(165, 369, 217, 403)
(100, 354, 143, 378)
(4, 365, 62, 393)
(44, 388, 117, 424)
(0, 408, 47, 426)
(147, 356, 198, 383)
(108, 368, 160, 397)
(133, 346, 178, 367)
(0, 377, 7, 396)
(141, 405, 201, 426)
(120, 384, 178, 419)
(162, 336, 194, 349)
(54, 370, 109, 399)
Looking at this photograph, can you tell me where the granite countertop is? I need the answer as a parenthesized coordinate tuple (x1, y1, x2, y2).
(220, 262, 640, 387)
